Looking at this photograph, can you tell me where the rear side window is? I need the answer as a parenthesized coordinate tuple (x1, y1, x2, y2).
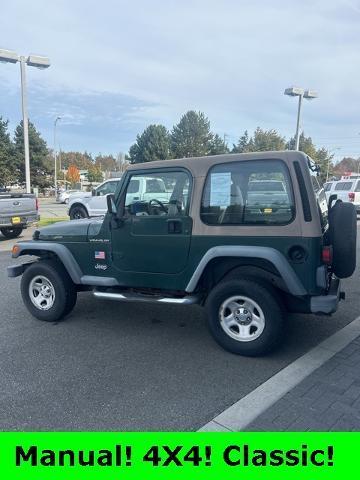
(355, 181, 360, 192)
(324, 182, 332, 192)
(335, 182, 352, 191)
(201, 159, 294, 225)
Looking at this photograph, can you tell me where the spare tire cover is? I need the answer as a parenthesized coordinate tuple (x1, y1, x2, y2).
(328, 201, 357, 278)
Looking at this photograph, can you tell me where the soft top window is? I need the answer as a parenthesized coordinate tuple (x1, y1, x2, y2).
(201, 159, 294, 226)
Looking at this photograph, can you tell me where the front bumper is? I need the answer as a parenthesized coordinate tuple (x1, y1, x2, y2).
(310, 276, 341, 314)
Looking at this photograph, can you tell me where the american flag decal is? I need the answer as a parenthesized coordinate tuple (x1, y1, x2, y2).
(95, 251, 106, 260)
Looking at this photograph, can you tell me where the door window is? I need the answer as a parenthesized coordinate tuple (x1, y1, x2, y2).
(96, 181, 118, 196)
(124, 171, 191, 217)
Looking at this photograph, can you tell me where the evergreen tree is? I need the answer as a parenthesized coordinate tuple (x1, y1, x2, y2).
(171, 111, 213, 158)
(209, 134, 229, 155)
(13, 120, 52, 188)
(129, 124, 170, 164)
(233, 128, 285, 153)
(286, 132, 334, 182)
(0, 117, 15, 186)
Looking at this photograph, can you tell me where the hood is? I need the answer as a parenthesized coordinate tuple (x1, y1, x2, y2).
(35, 218, 100, 242)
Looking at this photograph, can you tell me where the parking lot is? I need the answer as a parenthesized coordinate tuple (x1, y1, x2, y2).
(0, 221, 359, 431)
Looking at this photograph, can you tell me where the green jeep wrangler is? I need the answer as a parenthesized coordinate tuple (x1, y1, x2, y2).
(7, 151, 357, 356)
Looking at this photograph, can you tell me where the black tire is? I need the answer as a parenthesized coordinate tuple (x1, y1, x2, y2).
(0, 227, 23, 239)
(21, 259, 77, 322)
(69, 205, 88, 220)
(205, 279, 284, 356)
(328, 201, 357, 278)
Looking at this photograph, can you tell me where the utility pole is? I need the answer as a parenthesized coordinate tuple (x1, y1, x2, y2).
(54, 116, 61, 194)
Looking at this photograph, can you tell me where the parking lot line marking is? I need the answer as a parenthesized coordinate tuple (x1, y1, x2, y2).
(198, 316, 360, 432)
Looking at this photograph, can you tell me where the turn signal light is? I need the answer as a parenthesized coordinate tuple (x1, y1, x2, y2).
(348, 192, 355, 202)
(35, 197, 39, 210)
(322, 245, 333, 265)
(12, 245, 20, 256)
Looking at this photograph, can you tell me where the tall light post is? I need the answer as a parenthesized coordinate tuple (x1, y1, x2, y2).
(284, 87, 318, 151)
(0, 49, 50, 193)
(54, 116, 61, 193)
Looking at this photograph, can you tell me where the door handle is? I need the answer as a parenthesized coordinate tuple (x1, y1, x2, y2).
(167, 219, 182, 234)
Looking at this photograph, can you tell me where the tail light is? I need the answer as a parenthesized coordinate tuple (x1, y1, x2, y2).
(322, 245, 333, 265)
(348, 192, 355, 202)
(35, 197, 39, 211)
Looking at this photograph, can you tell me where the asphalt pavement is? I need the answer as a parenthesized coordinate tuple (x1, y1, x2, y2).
(0, 226, 359, 431)
(38, 198, 69, 218)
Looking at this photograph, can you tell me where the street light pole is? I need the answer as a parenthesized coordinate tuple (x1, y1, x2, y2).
(284, 87, 318, 151)
(0, 49, 50, 193)
(295, 93, 303, 151)
(54, 116, 61, 194)
(19, 56, 31, 193)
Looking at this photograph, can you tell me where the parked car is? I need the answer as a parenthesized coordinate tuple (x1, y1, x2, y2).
(329, 179, 360, 213)
(0, 192, 39, 238)
(247, 180, 289, 208)
(323, 181, 335, 202)
(56, 189, 83, 204)
(8, 152, 357, 356)
(68, 176, 172, 220)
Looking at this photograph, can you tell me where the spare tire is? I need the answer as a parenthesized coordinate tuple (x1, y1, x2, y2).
(328, 201, 357, 278)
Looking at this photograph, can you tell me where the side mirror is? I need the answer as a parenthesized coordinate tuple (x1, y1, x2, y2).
(92, 189, 96, 196)
(106, 194, 117, 215)
(328, 193, 338, 209)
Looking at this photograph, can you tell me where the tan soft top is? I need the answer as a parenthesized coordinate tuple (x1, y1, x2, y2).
(127, 151, 309, 177)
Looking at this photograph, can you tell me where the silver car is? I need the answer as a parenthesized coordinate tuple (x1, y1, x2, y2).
(56, 189, 82, 204)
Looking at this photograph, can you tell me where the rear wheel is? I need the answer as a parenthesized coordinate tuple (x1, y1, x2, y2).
(21, 259, 77, 322)
(0, 227, 23, 239)
(69, 205, 88, 220)
(206, 279, 284, 356)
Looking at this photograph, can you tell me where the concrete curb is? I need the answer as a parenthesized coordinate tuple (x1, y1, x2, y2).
(198, 317, 360, 432)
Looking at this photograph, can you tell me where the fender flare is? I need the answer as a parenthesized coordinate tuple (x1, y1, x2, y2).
(11, 242, 83, 284)
(185, 246, 307, 296)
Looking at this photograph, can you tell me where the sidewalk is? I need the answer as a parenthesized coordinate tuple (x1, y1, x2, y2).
(245, 335, 360, 431)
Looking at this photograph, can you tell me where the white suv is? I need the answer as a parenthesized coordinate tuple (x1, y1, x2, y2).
(68, 176, 172, 219)
(328, 179, 360, 213)
(68, 179, 121, 219)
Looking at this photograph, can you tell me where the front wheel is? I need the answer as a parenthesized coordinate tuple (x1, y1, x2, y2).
(205, 279, 284, 356)
(1, 227, 23, 239)
(21, 259, 77, 322)
(69, 205, 88, 220)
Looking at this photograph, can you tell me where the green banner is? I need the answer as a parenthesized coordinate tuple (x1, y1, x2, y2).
(0, 432, 357, 479)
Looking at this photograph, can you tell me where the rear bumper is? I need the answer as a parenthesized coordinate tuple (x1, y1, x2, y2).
(310, 276, 341, 314)
(0, 214, 39, 228)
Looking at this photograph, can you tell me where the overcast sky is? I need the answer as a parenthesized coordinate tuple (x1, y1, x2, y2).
(1, 0, 359, 160)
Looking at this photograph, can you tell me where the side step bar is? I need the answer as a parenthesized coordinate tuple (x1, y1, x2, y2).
(93, 289, 200, 305)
